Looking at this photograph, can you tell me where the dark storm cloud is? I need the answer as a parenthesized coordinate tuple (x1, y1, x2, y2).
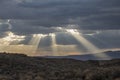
(84, 30, 120, 49)
(10, 20, 58, 35)
(0, 0, 120, 34)
(0, 0, 5, 3)
(0, 32, 8, 38)
(0, 19, 11, 37)
(0, 24, 9, 32)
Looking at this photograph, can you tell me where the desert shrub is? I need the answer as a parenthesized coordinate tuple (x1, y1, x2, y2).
(0, 75, 13, 80)
(0, 53, 120, 80)
(82, 67, 120, 80)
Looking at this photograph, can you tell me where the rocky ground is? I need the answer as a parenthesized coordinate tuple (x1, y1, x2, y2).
(0, 53, 120, 80)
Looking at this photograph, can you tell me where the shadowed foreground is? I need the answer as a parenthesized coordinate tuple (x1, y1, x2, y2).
(0, 53, 120, 80)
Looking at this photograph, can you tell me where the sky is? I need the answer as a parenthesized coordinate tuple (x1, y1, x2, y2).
(0, 0, 120, 56)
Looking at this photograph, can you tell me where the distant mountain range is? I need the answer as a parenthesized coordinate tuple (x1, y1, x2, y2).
(45, 51, 120, 60)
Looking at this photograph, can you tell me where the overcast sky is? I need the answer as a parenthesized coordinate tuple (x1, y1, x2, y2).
(0, 0, 120, 56)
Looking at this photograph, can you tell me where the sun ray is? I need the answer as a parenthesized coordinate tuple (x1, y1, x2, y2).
(49, 33, 58, 56)
(90, 35, 111, 47)
(66, 29, 111, 59)
(7, 19, 12, 30)
(28, 34, 45, 54)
